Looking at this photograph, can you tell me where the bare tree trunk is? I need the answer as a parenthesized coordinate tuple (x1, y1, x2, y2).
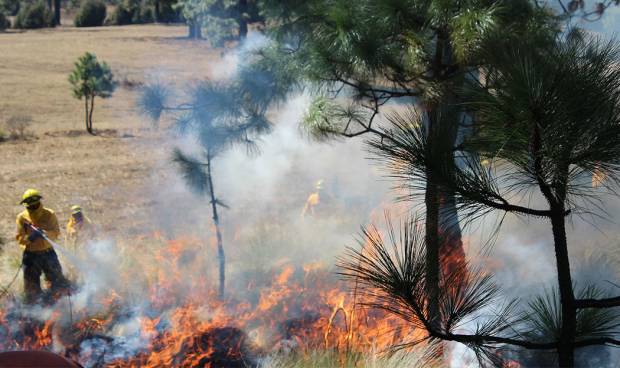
(154, 0, 160, 22)
(84, 98, 89, 133)
(188, 21, 195, 38)
(195, 20, 202, 39)
(88, 95, 95, 135)
(424, 170, 440, 329)
(238, 0, 248, 39)
(534, 126, 575, 367)
(53, 0, 60, 25)
(206, 154, 225, 298)
(550, 207, 576, 367)
(188, 20, 202, 39)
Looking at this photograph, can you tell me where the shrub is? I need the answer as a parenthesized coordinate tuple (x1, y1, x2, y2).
(74, 0, 107, 27)
(156, 0, 181, 23)
(0, 0, 20, 16)
(0, 12, 9, 30)
(105, 0, 153, 25)
(14, 1, 54, 29)
(5, 115, 34, 139)
(134, 5, 152, 23)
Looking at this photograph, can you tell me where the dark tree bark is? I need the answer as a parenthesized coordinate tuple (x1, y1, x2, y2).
(84, 98, 89, 133)
(195, 22, 202, 39)
(188, 21, 195, 38)
(188, 20, 202, 39)
(550, 207, 576, 367)
(187, 19, 202, 39)
(206, 153, 225, 298)
(88, 95, 95, 135)
(53, 0, 60, 25)
(424, 28, 465, 325)
(238, 0, 248, 39)
(154, 0, 160, 22)
(424, 169, 441, 329)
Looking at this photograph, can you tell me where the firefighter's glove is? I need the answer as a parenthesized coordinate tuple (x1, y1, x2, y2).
(27, 228, 44, 242)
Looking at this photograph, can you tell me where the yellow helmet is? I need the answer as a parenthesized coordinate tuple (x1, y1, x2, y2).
(20, 189, 42, 205)
(71, 205, 82, 214)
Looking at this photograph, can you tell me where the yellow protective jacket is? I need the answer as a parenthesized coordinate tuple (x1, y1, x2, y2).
(15, 206, 60, 252)
(66, 215, 94, 249)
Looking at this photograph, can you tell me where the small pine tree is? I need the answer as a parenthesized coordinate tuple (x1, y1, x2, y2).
(68, 52, 116, 135)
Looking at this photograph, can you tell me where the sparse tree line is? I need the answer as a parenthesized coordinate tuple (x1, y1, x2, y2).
(0, 0, 261, 45)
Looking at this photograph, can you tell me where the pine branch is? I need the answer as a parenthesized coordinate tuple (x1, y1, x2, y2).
(575, 296, 620, 309)
(172, 148, 210, 195)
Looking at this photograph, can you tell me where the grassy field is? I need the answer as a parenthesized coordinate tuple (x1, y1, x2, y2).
(0, 24, 223, 242)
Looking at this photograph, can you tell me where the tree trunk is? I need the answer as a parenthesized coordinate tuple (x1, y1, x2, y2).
(238, 0, 248, 40)
(207, 154, 225, 299)
(53, 0, 60, 25)
(88, 96, 95, 135)
(188, 20, 202, 39)
(424, 170, 441, 329)
(195, 21, 202, 39)
(188, 21, 195, 38)
(84, 98, 89, 133)
(154, 0, 160, 22)
(551, 205, 576, 367)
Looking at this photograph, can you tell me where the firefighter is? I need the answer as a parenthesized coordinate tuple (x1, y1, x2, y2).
(15, 189, 70, 304)
(66, 205, 95, 251)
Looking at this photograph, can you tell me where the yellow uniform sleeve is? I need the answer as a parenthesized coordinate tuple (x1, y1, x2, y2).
(15, 214, 29, 249)
(45, 212, 60, 241)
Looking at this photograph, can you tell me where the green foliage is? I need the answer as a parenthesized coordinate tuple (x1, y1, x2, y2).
(177, 0, 260, 42)
(106, 0, 153, 25)
(302, 96, 370, 141)
(462, 34, 620, 211)
(74, 0, 107, 27)
(14, 1, 54, 29)
(524, 286, 620, 343)
(0, 0, 19, 15)
(203, 13, 237, 46)
(172, 148, 210, 195)
(155, 0, 182, 22)
(69, 52, 115, 100)
(69, 52, 116, 133)
(0, 12, 9, 30)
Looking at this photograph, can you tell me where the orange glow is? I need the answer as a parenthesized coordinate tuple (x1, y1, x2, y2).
(0, 232, 425, 367)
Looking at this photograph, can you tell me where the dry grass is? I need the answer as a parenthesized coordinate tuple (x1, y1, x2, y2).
(0, 24, 225, 244)
(262, 349, 443, 368)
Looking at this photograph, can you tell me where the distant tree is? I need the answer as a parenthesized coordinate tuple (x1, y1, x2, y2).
(151, 0, 181, 22)
(0, 12, 9, 30)
(139, 76, 273, 298)
(177, 0, 206, 38)
(0, 0, 20, 16)
(14, 1, 54, 29)
(177, 0, 260, 42)
(53, 0, 60, 24)
(74, 0, 107, 27)
(69, 53, 116, 135)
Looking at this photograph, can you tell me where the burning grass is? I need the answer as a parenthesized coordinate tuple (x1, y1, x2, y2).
(0, 231, 429, 367)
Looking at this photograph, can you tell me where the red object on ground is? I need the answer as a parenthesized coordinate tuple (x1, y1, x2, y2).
(0, 351, 81, 368)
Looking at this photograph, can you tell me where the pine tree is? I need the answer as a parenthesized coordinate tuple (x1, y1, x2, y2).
(366, 30, 620, 367)
(140, 75, 273, 298)
(69, 52, 116, 135)
(242, 0, 558, 332)
(177, 0, 260, 42)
